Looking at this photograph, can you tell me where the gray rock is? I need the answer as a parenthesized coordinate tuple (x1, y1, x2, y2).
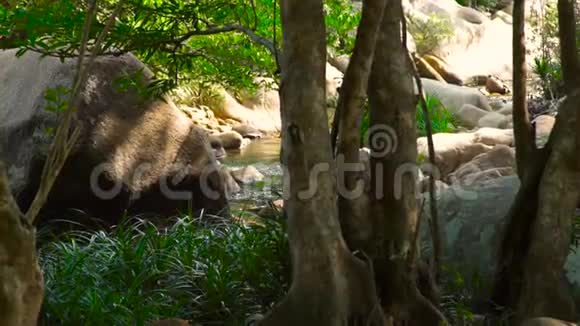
(478, 112, 510, 129)
(230, 166, 264, 185)
(232, 124, 263, 139)
(215, 131, 244, 150)
(419, 78, 492, 113)
(0, 49, 227, 223)
(219, 166, 241, 198)
(421, 176, 520, 279)
(457, 104, 490, 129)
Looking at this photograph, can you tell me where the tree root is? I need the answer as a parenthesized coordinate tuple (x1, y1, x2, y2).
(259, 250, 386, 326)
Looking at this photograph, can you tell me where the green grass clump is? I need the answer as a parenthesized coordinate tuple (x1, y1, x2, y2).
(416, 94, 457, 137)
(360, 94, 456, 143)
(39, 216, 289, 326)
(407, 13, 454, 56)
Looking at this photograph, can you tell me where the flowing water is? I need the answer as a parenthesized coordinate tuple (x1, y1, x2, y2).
(224, 137, 281, 166)
(223, 138, 283, 211)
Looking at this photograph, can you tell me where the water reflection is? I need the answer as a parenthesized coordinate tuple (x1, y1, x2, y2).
(224, 137, 281, 166)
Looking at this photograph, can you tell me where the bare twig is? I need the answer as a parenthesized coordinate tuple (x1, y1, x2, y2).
(249, 0, 258, 30)
(25, 0, 127, 224)
(408, 198, 426, 270)
(272, 0, 280, 73)
(401, 7, 442, 281)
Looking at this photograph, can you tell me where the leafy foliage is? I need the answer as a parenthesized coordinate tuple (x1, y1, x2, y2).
(533, 56, 564, 99)
(40, 216, 289, 325)
(454, 0, 498, 11)
(324, 0, 361, 55)
(528, 1, 560, 62)
(416, 94, 457, 137)
(407, 13, 454, 56)
(1, 0, 359, 95)
(440, 264, 487, 326)
(360, 95, 456, 144)
(170, 81, 226, 109)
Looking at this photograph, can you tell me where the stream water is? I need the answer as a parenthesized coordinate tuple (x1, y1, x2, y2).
(223, 138, 283, 210)
(224, 137, 281, 166)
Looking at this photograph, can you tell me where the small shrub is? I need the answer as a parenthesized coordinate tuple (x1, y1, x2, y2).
(407, 13, 455, 56)
(416, 94, 457, 136)
(170, 81, 226, 110)
(359, 95, 456, 145)
(40, 216, 289, 325)
(528, 1, 560, 61)
(532, 56, 564, 99)
(570, 211, 580, 253)
(455, 0, 498, 11)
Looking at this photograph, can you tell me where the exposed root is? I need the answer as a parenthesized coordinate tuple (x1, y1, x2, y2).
(259, 250, 386, 326)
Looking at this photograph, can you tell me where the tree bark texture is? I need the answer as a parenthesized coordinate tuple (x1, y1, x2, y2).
(557, 0, 580, 93)
(515, 90, 580, 323)
(336, 0, 386, 251)
(367, 1, 445, 324)
(493, 92, 580, 323)
(0, 163, 44, 326)
(259, 0, 384, 324)
(512, 0, 535, 180)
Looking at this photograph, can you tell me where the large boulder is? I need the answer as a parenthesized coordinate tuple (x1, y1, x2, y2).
(456, 104, 490, 129)
(421, 176, 520, 279)
(423, 174, 580, 311)
(0, 49, 228, 224)
(419, 78, 492, 112)
(447, 144, 515, 184)
(215, 131, 245, 150)
(417, 128, 514, 178)
(477, 111, 510, 129)
(407, 0, 542, 80)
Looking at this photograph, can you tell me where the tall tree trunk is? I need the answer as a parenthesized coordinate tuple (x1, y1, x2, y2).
(512, 0, 535, 180)
(367, 1, 445, 324)
(259, 0, 384, 324)
(492, 4, 580, 321)
(557, 0, 580, 92)
(0, 163, 44, 326)
(336, 0, 386, 251)
(492, 95, 580, 324)
(514, 90, 580, 322)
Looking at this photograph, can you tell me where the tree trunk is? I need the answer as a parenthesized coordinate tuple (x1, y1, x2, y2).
(492, 4, 580, 322)
(512, 0, 535, 180)
(514, 90, 580, 323)
(259, 0, 384, 324)
(0, 163, 44, 326)
(492, 96, 580, 324)
(367, 1, 445, 324)
(557, 0, 580, 92)
(335, 0, 386, 251)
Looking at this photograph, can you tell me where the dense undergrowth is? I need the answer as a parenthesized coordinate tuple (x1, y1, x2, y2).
(361, 94, 456, 142)
(39, 215, 290, 326)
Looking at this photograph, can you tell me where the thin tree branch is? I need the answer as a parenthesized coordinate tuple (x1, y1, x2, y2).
(249, 0, 258, 30)
(512, 0, 536, 180)
(272, 0, 280, 73)
(401, 5, 441, 280)
(25, 0, 127, 224)
(557, 0, 580, 93)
